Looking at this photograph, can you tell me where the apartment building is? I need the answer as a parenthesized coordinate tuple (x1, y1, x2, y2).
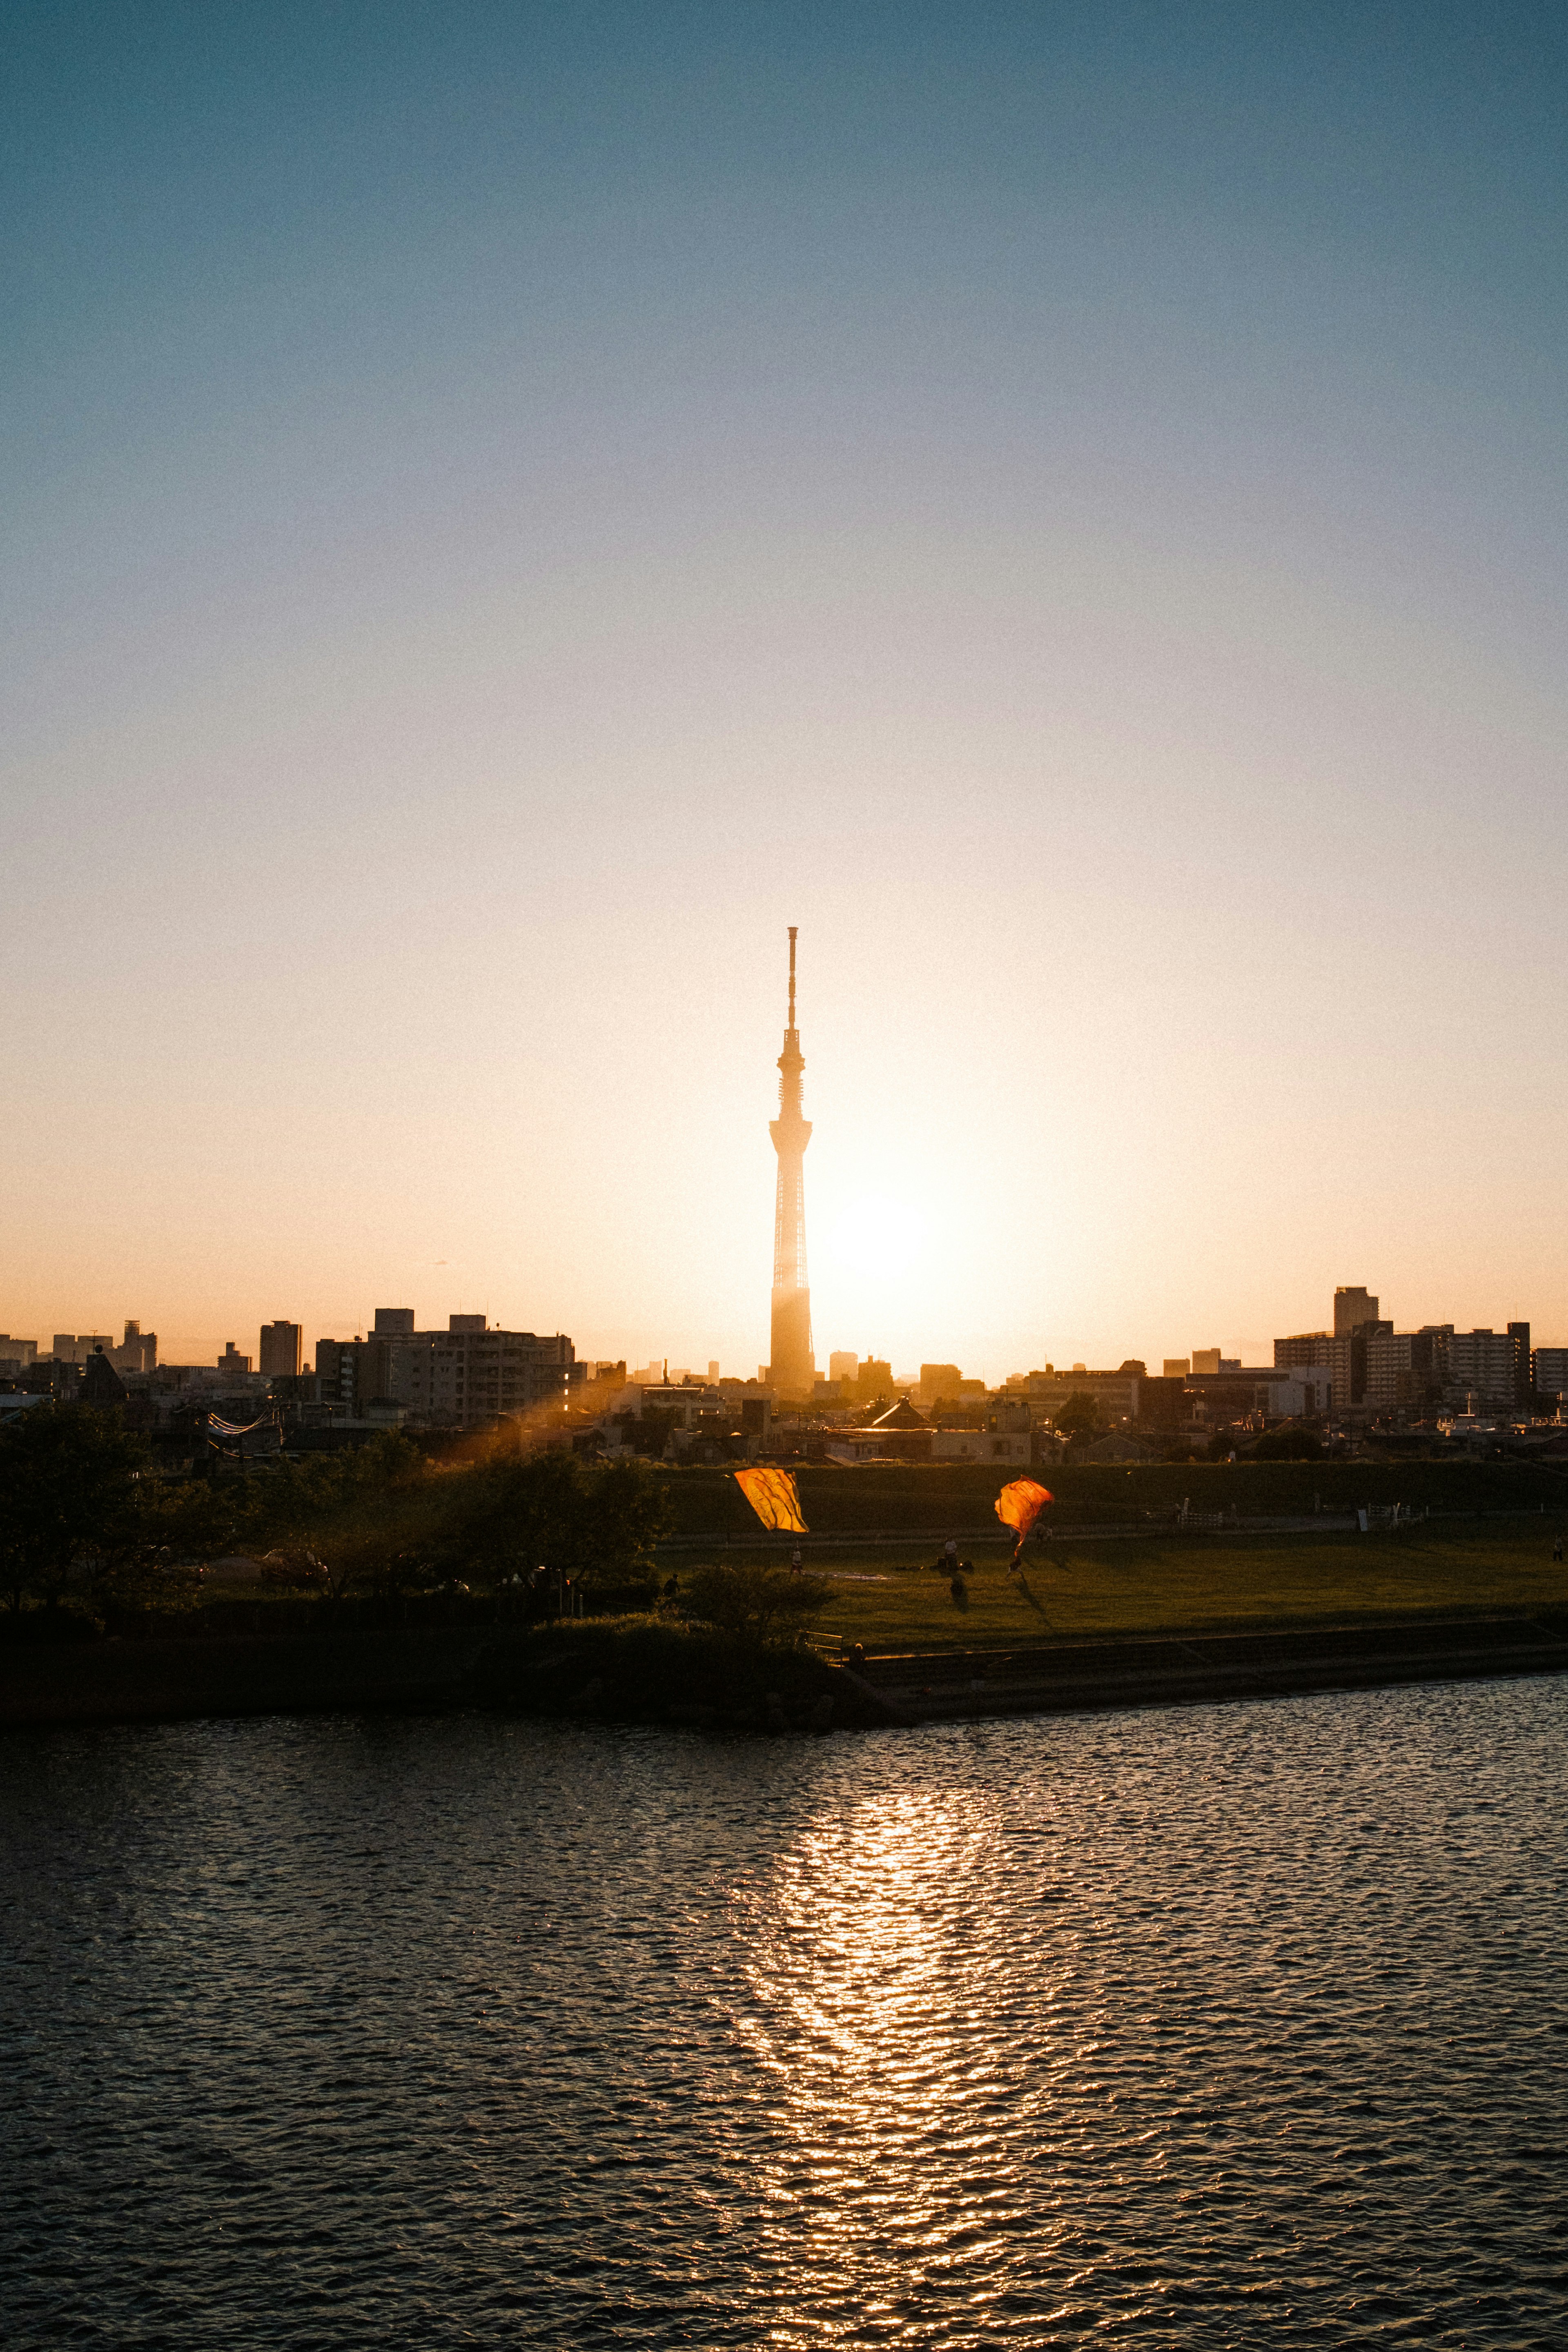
(315, 1313, 577, 1428)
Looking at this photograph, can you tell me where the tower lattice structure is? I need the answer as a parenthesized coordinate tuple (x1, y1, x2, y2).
(768, 926, 815, 1395)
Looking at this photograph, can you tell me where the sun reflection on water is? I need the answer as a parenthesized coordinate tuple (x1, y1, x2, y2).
(728, 1784, 1055, 2336)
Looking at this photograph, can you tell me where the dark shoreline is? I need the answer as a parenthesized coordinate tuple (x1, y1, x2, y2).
(845, 1610, 1568, 1724)
(2, 1610, 1565, 1732)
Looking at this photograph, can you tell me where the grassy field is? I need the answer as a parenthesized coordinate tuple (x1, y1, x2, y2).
(726, 1521, 1568, 1653)
(659, 1457, 1568, 1537)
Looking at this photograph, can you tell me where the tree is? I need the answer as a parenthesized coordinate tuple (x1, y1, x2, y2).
(1054, 1392, 1101, 1445)
(0, 1404, 149, 1613)
(83, 1475, 238, 1617)
(422, 1451, 670, 1594)
(239, 1440, 670, 1606)
(243, 1432, 434, 1600)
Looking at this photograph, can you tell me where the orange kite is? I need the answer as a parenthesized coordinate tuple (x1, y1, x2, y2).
(994, 1477, 1053, 1559)
(733, 1466, 809, 1535)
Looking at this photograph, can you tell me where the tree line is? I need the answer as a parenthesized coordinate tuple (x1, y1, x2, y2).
(0, 1403, 671, 1623)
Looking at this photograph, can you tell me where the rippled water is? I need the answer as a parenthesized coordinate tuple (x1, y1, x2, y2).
(3, 1678, 1566, 2347)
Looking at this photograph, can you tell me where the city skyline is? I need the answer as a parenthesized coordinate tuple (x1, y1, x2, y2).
(2, 1269, 1554, 1401)
(4, 7, 1565, 1379)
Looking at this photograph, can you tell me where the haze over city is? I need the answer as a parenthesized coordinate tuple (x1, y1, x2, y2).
(5, 2, 1565, 1378)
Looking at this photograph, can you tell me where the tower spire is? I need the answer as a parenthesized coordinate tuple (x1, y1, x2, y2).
(768, 925, 814, 1396)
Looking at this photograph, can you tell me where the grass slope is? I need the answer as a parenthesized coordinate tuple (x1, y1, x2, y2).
(783, 1522, 1568, 1653)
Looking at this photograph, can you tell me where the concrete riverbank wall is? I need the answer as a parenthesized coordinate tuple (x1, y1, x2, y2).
(2, 1612, 1565, 1731)
(0, 1628, 492, 1728)
(849, 1612, 1568, 1723)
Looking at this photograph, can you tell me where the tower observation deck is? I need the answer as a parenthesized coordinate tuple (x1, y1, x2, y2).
(768, 926, 815, 1396)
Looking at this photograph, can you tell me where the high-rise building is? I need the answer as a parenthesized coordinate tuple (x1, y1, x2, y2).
(829, 1351, 859, 1383)
(1444, 1329, 1518, 1410)
(217, 1341, 252, 1378)
(259, 1321, 303, 1378)
(1334, 1286, 1379, 1337)
(317, 1317, 577, 1427)
(111, 1319, 158, 1374)
(1293, 1289, 1386, 1415)
(1508, 1321, 1531, 1407)
(766, 926, 815, 1396)
(374, 1307, 415, 1336)
(1274, 1332, 1331, 1371)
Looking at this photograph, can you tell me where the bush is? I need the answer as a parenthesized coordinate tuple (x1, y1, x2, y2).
(472, 1614, 869, 1730)
(681, 1563, 833, 1640)
(1250, 1427, 1325, 1461)
(0, 1603, 105, 1644)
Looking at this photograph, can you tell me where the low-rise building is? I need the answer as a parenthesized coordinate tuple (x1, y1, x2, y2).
(929, 1427, 1032, 1464)
(832, 1396, 933, 1462)
(1028, 1372, 1140, 1427)
(1183, 1370, 1319, 1427)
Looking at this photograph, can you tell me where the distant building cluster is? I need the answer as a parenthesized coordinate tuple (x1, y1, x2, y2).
(0, 1307, 581, 1446)
(0, 1274, 1562, 1463)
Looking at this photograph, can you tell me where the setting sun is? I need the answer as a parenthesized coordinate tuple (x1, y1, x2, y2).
(828, 1196, 927, 1281)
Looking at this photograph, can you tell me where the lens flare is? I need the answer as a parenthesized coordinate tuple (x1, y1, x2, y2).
(828, 1195, 926, 1279)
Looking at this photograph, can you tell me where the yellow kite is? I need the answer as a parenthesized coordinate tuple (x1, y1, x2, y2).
(733, 1466, 808, 1535)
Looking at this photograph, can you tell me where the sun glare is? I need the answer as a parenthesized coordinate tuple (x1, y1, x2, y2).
(828, 1194, 926, 1278)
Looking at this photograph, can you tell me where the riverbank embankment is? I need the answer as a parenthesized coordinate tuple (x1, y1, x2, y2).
(2, 1610, 1565, 1731)
(0, 1628, 492, 1728)
(848, 1611, 1568, 1723)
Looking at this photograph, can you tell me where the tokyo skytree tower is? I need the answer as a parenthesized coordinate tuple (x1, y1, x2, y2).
(768, 926, 815, 1395)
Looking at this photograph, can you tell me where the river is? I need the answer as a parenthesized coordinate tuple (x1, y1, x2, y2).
(3, 1677, 1565, 2346)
